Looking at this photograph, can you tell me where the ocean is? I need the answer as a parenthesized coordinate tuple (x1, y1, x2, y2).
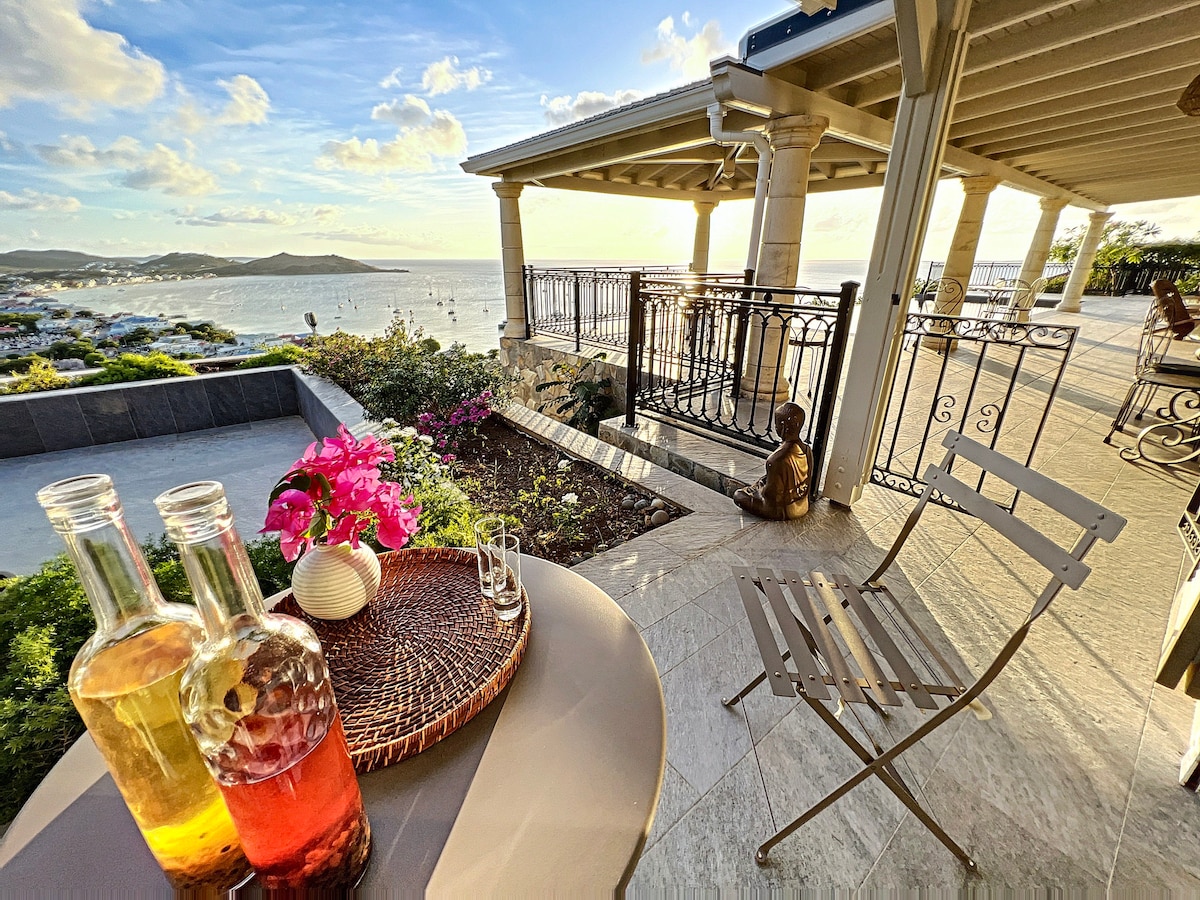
(58, 258, 873, 352)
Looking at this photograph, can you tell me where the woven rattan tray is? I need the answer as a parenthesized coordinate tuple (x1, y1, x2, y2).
(273, 547, 530, 773)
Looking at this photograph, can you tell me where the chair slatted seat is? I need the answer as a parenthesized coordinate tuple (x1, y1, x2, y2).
(724, 429, 1126, 869)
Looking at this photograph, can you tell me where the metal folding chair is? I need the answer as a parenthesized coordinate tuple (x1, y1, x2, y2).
(723, 430, 1126, 868)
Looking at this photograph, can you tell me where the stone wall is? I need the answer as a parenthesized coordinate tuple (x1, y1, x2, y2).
(499, 336, 627, 424)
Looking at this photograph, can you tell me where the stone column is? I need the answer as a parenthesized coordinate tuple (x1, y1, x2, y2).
(690, 200, 717, 274)
(741, 115, 829, 399)
(493, 181, 528, 338)
(1057, 210, 1113, 314)
(1014, 196, 1069, 322)
(931, 175, 1001, 317)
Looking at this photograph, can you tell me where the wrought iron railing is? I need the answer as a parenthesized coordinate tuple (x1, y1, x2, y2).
(872, 313, 1078, 511)
(919, 261, 1072, 293)
(522, 266, 747, 349)
(1090, 264, 1200, 296)
(624, 276, 858, 497)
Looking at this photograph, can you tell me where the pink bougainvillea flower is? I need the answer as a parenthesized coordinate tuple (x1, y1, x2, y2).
(261, 489, 317, 561)
(372, 483, 422, 551)
(264, 423, 420, 561)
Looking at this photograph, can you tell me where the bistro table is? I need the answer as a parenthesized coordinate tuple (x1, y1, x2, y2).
(0, 555, 666, 894)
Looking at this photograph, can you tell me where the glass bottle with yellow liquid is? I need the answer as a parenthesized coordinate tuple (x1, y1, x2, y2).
(155, 481, 371, 891)
(36, 474, 251, 892)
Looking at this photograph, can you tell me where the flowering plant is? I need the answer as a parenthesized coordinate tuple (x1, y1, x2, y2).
(416, 390, 494, 451)
(262, 424, 421, 561)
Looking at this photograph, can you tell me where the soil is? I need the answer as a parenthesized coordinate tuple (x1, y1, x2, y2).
(452, 418, 686, 566)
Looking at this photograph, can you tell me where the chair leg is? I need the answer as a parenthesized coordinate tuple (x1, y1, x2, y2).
(756, 696, 975, 871)
(1107, 381, 1145, 442)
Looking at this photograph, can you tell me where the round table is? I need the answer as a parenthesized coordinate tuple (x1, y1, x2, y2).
(0, 556, 666, 894)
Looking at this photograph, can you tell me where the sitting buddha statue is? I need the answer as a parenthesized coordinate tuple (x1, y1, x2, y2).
(733, 402, 813, 520)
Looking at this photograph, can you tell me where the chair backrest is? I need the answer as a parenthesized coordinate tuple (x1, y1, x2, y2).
(869, 430, 1126, 624)
(1135, 295, 1177, 377)
(1153, 279, 1195, 339)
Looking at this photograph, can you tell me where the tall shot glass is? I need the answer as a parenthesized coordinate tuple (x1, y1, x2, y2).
(487, 533, 523, 622)
(474, 516, 505, 598)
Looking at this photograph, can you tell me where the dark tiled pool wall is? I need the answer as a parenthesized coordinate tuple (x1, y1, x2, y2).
(0, 367, 304, 459)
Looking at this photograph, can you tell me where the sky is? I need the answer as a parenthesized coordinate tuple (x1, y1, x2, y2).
(1, 0, 1197, 265)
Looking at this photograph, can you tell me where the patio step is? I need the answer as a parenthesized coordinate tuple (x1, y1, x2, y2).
(598, 413, 764, 499)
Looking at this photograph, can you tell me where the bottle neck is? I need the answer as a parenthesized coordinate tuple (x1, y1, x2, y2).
(175, 526, 267, 638)
(38, 475, 166, 633)
(156, 482, 266, 639)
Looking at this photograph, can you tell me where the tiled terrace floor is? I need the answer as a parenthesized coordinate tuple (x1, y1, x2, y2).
(573, 295, 1200, 891)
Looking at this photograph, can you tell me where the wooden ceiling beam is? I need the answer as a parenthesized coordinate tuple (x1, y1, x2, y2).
(1008, 121, 1198, 166)
(535, 175, 755, 201)
(953, 89, 1185, 146)
(802, 0, 1080, 91)
(970, 105, 1188, 157)
(855, 3, 1200, 108)
(1015, 135, 1200, 171)
(1030, 155, 1200, 183)
(951, 36, 1200, 122)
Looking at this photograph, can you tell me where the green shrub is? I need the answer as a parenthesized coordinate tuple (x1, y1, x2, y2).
(359, 341, 510, 424)
(237, 344, 307, 369)
(0, 556, 94, 824)
(3, 358, 70, 394)
(303, 325, 420, 403)
(83, 352, 106, 367)
(535, 353, 616, 436)
(76, 352, 195, 386)
(378, 424, 481, 548)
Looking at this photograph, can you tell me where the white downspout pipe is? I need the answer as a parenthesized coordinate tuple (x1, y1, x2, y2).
(708, 103, 771, 279)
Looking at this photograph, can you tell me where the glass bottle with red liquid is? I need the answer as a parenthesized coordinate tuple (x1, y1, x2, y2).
(155, 481, 371, 891)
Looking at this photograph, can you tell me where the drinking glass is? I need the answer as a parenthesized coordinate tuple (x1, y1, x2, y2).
(488, 533, 523, 622)
(474, 516, 505, 598)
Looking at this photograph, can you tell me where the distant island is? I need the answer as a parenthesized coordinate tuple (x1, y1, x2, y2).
(0, 249, 407, 292)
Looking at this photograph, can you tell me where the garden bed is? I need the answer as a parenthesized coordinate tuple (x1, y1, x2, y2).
(451, 417, 685, 566)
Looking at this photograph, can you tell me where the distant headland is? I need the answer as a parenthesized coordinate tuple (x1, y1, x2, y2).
(0, 249, 408, 292)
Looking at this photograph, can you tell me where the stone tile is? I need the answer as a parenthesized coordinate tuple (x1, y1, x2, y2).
(571, 534, 687, 602)
(239, 371, 282, 421)
(659, 619, 760, 795)
(630, 752, 779, 889)
(640, 601, 728, 677)
(124, 383, 177, 439)
(29, 393, 91, 452)
(645, 514, 758, 562)
(752, 700, 907, 887)
(204, 376, 249, 427)
(0, 399, 43, 458)
(618, 546, 747, 629)
(1107, 688, 1200, 893)
(75, 390, 137, 445)
(644, 762, 700, 851)
(166, 379, 215, 432)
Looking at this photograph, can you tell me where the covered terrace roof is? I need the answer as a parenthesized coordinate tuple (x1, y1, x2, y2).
(462, 0, 1200, 210)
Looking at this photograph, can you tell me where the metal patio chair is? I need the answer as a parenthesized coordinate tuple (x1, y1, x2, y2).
(1105, 283, 1200, 444)
(723, 429, 1126, 868)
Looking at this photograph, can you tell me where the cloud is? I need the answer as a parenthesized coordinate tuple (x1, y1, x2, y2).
(642, 13, 728, 80)
(540, 89, 642, 126)
(176, 75, 271, 133)
(379, 67, 403, 89)
(303, 224, 444, 251)
(35, 135, 143, 168)
(36, 135, 218, 196)
(0, 131, 16, 153)
(421, 56, 492, 96)
(371, 95, 433, 128)
(0, 189, 81, 212)
(123, 145, 219, 195)
(176, 205, 296, 227)
(318, 103, 467, 173)
(0, 0, 165, 115)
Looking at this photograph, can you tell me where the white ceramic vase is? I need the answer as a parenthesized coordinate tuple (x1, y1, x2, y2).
(291, 542, 381, 620)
